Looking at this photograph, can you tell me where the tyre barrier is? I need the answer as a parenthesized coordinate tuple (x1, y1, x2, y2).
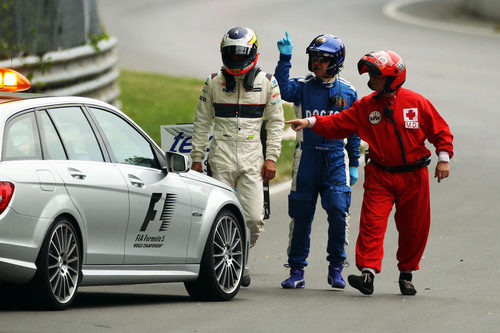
(0, 36, 120, 107)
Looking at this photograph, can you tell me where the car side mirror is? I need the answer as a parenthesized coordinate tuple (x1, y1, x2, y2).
(164, 151, 191, 173)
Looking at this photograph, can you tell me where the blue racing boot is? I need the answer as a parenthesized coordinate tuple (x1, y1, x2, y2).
(281, 268, 305, 289)
(328, 263, 346, 289)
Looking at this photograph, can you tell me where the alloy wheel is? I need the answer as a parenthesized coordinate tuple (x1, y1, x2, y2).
(212, 214, 243, 294)
(47, 223, 80, 304)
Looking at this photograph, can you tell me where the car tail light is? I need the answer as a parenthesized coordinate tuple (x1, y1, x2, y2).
(0, 182, 14, 214)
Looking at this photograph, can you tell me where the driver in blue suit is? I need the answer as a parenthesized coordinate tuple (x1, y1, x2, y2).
(274, 32, 361, 289)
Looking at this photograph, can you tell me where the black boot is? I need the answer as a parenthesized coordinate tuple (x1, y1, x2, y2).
(399, 272, 416, 295)
(347, 271, 374, 295)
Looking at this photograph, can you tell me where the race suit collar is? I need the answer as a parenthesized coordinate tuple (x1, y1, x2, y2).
(221, 67, 261, 91)
(314, 75, 337, 88)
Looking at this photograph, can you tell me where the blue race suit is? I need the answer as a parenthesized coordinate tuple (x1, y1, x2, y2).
(275, 53, 360, 268)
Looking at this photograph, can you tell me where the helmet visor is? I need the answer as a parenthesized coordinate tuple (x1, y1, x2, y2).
(221, 45, 255, 70)
(221, 45, 253, 56)
(358, 58, 382, 77)
(309, 54, 332, 63)
(308, 50, 342, 64)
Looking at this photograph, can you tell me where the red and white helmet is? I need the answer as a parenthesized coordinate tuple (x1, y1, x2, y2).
(357, 50, 406, 93)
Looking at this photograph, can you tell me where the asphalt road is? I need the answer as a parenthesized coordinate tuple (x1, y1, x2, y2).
(1, 0, 499, 332)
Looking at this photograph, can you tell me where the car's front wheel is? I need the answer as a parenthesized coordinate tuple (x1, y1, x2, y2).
(33, 218, 81, 310)
(185, 209, 244, 301)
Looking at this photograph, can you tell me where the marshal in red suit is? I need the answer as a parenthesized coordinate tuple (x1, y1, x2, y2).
(287, 50, 454, 296)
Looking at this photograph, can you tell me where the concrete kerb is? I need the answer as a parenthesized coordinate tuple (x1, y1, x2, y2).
(384, 0, 500, 38)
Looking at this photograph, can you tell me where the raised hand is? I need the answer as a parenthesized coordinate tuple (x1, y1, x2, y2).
(277, 31, 293, 55)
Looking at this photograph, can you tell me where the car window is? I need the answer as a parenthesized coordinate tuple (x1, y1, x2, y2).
(3, 112, 42, 160)
(89, 107, 158, 168)
(47, 106, 104, 162)
(38, 111, 67, 160)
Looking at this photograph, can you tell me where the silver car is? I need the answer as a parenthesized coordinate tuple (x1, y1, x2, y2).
(0, 88, 249, 309)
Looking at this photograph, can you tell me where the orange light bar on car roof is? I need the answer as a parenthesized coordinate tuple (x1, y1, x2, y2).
(0, 68, 30, 92)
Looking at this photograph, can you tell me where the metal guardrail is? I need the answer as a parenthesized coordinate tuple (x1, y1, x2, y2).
(0, 36, 120, 107)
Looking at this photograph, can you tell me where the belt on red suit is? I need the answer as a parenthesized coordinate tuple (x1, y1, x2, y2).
(370, 156, 431, 173)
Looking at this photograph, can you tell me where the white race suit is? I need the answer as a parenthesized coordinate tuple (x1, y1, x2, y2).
(191, 69, 284, 244)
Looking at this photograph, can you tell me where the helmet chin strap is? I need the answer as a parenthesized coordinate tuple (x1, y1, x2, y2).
(383, 76, 397, 93)
(243, 66, 261, 91)
(221, 68, 236, 91)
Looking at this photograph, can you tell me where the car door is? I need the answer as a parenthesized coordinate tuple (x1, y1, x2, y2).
(1, 111, 65, 219)
(43, 106, 129, 265)
(86, 107, 192, 264)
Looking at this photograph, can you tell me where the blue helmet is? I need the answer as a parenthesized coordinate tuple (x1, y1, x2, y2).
(306, 34, 345, 76)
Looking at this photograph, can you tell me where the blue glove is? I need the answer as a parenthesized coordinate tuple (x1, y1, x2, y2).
(277, 31, 293, 55)
(349, 166, 358, 186)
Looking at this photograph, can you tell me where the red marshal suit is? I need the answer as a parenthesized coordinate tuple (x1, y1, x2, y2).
(311, 87, 454, 273)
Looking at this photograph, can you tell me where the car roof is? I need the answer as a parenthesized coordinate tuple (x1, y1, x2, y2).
(0, 92, 164, 159)
(0, 92, 121, 122)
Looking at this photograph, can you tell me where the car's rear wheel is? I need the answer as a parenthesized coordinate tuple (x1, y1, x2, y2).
(33, 218, 81, 310)
(185, 209, 244, 301)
